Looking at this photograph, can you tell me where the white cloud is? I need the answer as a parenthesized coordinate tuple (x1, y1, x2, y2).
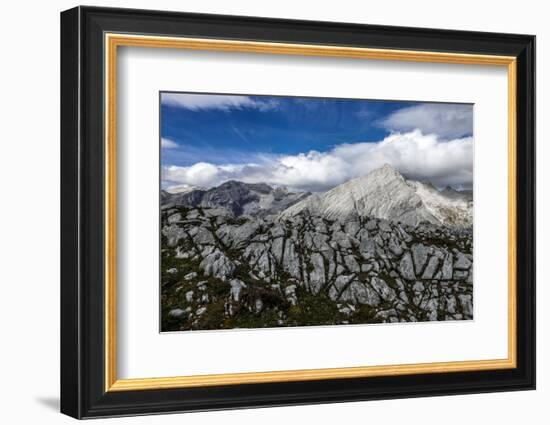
(380, 103, 473, 139)
(164, 162, 222, 188)
(162, 130, 473, 192)
(161, 138, 179, 149)
(161, 93, 278, 111)
(165, 184, 200, 194)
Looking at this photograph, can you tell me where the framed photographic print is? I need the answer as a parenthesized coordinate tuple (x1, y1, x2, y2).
(60, 6, 536, 419)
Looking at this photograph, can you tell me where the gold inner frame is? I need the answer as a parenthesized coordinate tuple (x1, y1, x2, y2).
(104, 33, 518, 392)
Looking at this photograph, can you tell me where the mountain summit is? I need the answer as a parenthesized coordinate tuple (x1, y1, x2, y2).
(280, 164, 472, 227)
(162, 180, 309, 217)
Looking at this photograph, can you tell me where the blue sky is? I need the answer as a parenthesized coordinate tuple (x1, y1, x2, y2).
(160, 92, 473, 192)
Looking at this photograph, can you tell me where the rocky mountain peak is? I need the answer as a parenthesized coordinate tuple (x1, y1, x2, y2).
(280, 165, 472, 227)
(162, 180, 309, 218)
(338, 163, 408, 195)
(369, 163, 403, 179)
(216, 180, 270, 193)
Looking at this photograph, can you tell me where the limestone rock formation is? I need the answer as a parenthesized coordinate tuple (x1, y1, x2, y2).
(161, 166, 473, 331)
(161, 206, 473, 331)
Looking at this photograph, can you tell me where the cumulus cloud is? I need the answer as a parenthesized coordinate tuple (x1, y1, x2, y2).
(380, 103, 473, 139)
(161, 93, 278, 111)
(161, 138, 179, 149)
(162, 130, 472, 192)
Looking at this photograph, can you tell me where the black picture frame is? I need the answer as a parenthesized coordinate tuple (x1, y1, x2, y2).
(61, 5, 535, 419)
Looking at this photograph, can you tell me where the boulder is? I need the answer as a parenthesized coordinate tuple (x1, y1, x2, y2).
(399, 252, 416, 280)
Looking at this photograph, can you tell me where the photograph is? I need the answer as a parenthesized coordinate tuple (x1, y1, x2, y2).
(160, 92, 474, 332)
(56, 4, 536, 419)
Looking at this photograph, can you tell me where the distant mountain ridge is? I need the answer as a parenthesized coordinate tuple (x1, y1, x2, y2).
(162, 180, 310, 218)
(162, 165, 472, 227)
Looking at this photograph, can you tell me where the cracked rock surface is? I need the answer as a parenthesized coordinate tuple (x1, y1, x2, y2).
(161, 205, 473, 331)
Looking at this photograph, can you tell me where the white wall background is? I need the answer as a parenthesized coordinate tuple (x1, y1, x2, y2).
(0, 0, 544, 423)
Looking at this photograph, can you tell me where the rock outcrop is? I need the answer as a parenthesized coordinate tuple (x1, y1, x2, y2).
(161, 205, 473, 331)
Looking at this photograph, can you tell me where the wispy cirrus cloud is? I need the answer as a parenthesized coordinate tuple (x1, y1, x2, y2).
(161, 93, 279, 112)
(162, 130, 473, 192)
(355, 108, 375, 120)
(380, 103, 473, 139)
(161, 138, 179, 149)
(161, 140, 271, 166)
